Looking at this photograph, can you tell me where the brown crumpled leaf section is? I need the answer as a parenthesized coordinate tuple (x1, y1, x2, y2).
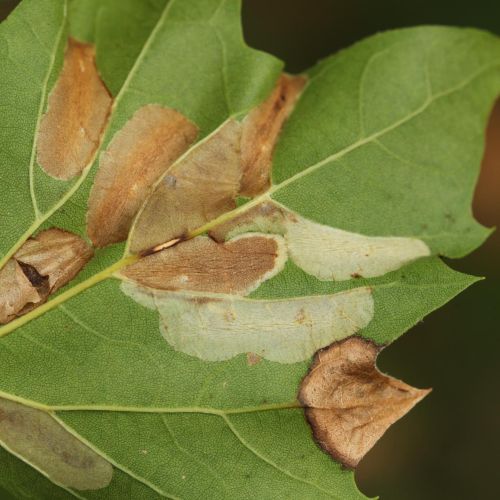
(122, 233, 286, 295)
(37, 38, 112, 180)
(87, 105, 198, 247)
(0, 229, 93, 324)
(129, 120, 242, 254)
(299, 337, 431, 468)
(240, 74, 307, 196)
(0, 397, 113, 490)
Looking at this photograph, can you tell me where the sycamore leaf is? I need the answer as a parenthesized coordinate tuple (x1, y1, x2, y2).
(1, 0, 499, 498)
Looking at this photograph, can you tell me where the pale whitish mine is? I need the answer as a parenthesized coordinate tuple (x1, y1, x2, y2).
(122, 283, 374, 363)
(0, 397, 113, 490)
(210, 202, 430, 281)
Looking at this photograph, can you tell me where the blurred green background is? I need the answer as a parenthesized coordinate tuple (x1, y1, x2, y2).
(1, 1, 499, 499)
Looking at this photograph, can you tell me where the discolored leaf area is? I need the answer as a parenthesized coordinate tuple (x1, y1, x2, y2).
(129, 119, 243, 254)
(87, 104, 199, 247)
(299, 337, 430, 468)
(1, 0, 500, 499)
(0, 229, 92, 324)
(0, 397, 113, 491)
(37, 38, 112, 180)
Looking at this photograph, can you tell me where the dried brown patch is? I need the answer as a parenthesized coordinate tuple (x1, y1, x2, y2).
(123, 234, 285, 295)
(87, 105, 198, 247)
(0, 397, 113, 490)
(0, 261, 43, 324)
(0, 229, 93, 324)
(299, 337, 430, 469)
(240, 74, 307, 196)
(37, 38, 112, 180)
(130, 120, 242, 254)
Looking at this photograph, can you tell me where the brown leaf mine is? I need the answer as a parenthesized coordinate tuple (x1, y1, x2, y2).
(0, 397, 113, 490)
(87, 105, 198, 247)
(299, 337, 431, 468)
(15, 228, 94, 293)
(240, 74, 307, 196)
(0, 229, 93, 324)
(130, 120, 242, 254)
(0, 260, 44, 324)
(37, 38, 112, 180)
(122, 233, 287, 295)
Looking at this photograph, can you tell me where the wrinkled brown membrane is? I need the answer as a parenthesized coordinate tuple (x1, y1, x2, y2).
(0, 397, 113, 490)
(37, 38, 112, 180)
(0, 261, 43, 324)
(87, 105, 198, 247)
(0, 229, 93, 324)
(123, 234, 283, 295)
(240, 74, 307, 196)
(299, 337, 430, 468)
(130, 120, 242, 254)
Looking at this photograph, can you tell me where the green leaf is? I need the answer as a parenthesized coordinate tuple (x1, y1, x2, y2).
(1, 0, 499, 498)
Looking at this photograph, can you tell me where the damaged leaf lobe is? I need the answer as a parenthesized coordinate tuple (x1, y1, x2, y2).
(299, 337, 430, 468)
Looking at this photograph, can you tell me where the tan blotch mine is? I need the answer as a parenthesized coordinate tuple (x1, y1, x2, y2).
(0, 229, 93, 324)
(299, 337, 431, 468)
(37, 38, 112, 180)
(240, 74, 307, 196)
(87, 105, 198, 247)
(210, 201, 430, 280)
(121, 284, 374, 363)
(130, 120, 242, 254)
(122, 233, 287, 295)
(0, 397, 113, 490)
(0, 260, 44, 324)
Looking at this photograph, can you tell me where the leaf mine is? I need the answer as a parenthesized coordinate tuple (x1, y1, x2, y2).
(0, 397, 113, 490)
(0, 228, 93, 324)
(299, 337, 431, 468)
(122, 233, 287, 295)
(122, 284, 374, 363)
(240, 74, 307, 196)
(87, 105, 198, 247)
(130, 120, 242, 254)
(37, 38, 112, 180)
(0, 260, 43, 324)
(210, 201, 430, 280)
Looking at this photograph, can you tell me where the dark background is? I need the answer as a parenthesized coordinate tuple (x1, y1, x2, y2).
(1, 1, 499, 499)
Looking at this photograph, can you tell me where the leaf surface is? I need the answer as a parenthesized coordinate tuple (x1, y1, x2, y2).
(1, 0, 499, 498)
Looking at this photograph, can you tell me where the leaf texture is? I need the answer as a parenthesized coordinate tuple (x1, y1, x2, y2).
(0, 0, 499, 498)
